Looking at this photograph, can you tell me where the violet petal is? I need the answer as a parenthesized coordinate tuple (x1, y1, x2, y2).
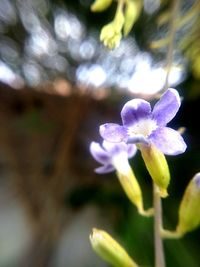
(102, 140, 137, 159)
(95, 164, 115, 174)
(127, 134, 149, 145)
(121, 99, 151, 127)
(149, 127, 187, 155)
(152, 88, 181, 126)
(127, 144, 137, 158)
(102, 140, 126, 155)
(100, 123, 128, 143)
(90, 142, 110, 164)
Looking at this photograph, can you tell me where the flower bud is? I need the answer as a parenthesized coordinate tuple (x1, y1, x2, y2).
(123, 0, 142, 36)
(176, 173, 200, 235)
(91, 0, 113, 12)
(113, 6, 125, 33)
(114, 158, 153, 216)
(90, 228, 139, 267)
(140, 144, 170, 198)
(192, 55, 200, 79)
(100, 23, 122, 49)
(100, 6, 124, 49)
(117, 169, 143, 209)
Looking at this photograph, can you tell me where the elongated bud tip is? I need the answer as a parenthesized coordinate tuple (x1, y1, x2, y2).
(90, 228, 139, 267)
(177, 173, 200, 235)
(159, 188, 168, 198)
(123, 0, 142, 36)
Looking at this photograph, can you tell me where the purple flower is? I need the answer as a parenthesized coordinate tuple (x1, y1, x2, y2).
(100, 88, 186, 155)
(90, 141, 137, 174)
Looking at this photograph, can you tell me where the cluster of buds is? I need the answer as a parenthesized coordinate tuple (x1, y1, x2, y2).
(91, 0, 142, 49)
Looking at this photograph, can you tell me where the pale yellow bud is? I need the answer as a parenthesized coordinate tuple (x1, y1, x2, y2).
(100, 23, 122, 49)
(123, 0, 142, 36)
(140, 144, 170, 198)
(114, 159, 153, 216)
(90, 228, 139, 267)
(113, 6, 125, 33)
(91, 0, 113, 12)
(176, 173, 200, 235)
(117, 170, 143, 209)
(100, 6, 124, 49)
(192, 56, 200, 79)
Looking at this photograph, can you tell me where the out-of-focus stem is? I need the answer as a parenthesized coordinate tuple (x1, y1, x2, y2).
(163, 0, 180, 92)
(153, 184, 166, 267)
(161, 228, 183, 239)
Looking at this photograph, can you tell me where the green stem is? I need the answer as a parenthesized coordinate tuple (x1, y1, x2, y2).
(153, 184, 166, 267)
(161, 228, 183, 239)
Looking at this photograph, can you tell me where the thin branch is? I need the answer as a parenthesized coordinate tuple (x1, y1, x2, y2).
(153, 3, 182, 266)
(153, 184, 166, 267)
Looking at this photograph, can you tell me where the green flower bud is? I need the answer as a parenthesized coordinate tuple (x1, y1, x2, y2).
(176, 173, 200, 235)
(140, 144, 170, 198)
(123, 0, 142, 36)
(91, 0, 113, 12)
(90, 228, 139, 267)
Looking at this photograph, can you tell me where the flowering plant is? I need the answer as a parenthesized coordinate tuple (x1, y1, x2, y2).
(89, 88, 200, 267)
(88, 1, 200, 267)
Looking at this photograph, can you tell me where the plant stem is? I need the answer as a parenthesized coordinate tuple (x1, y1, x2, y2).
(153, 184, 165, 267)
(163, 0, 180, 92)
(161, 228, 183, 239)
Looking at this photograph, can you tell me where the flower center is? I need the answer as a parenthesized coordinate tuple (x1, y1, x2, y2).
(129, 119, 157, 137)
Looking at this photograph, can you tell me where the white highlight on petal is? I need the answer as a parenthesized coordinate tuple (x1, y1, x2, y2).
(128, 118, 157, 137)
(112, 153, 131, 176)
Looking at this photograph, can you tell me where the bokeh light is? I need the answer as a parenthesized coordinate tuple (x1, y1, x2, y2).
(0, 0, 188, 95)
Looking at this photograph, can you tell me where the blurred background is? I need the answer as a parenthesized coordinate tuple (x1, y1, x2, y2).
(0, 0, 199, 266)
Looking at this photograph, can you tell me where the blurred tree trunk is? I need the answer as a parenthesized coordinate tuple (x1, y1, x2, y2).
(0, 82, 106, 266)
